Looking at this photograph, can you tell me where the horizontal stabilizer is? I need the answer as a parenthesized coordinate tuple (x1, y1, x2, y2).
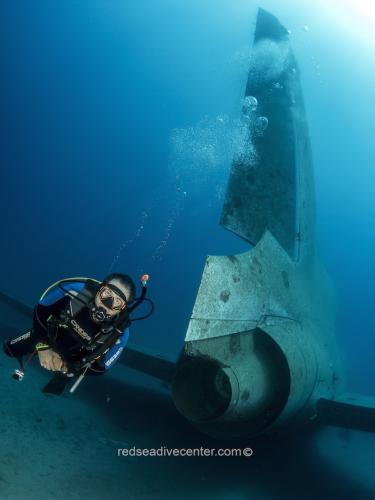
(317, 393, 375, 432)
(120, 343, 176, 383)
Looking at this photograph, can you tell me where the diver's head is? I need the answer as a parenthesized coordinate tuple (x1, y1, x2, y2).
(92, 273, 136, 322)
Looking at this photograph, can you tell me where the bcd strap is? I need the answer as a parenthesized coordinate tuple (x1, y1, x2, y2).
(77, 316, 131, 371)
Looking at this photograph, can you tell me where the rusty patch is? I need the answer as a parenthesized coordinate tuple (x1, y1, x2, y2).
(220, 290, 231, 303)
(241, 390, 250, 402)
(228, 255, 238, 264)
(251, 257, 262, 274)
(229, 335, 240, 355)
(282, 270, 289, 288)
(252, 257, 261, 268)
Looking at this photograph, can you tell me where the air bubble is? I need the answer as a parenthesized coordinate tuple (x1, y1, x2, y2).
(243, 96, 258, 114)
(254, 116, 269, 135)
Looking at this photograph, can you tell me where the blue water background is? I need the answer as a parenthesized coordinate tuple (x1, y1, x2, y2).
(1, 0, 374, 395)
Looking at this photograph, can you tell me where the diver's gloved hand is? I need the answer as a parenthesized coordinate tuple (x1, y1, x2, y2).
(37, 347, 67, 373)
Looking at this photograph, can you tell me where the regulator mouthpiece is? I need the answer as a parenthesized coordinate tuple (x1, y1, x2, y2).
(91, 306, 109, 323)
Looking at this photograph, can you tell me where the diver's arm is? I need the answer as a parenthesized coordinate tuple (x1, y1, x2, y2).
(33, 296, 70, 372)
(36, 345, 67, 372)
(33, 295, 69, 337)
(33, 291, 71, 348)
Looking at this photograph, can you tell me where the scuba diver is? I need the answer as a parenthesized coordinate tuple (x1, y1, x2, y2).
(3, 272, 153, 395)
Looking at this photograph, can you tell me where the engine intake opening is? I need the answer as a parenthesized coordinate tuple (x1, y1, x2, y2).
(171, 357, 233, 422)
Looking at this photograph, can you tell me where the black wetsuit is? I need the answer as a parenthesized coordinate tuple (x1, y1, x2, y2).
(4, 279, 130, 375)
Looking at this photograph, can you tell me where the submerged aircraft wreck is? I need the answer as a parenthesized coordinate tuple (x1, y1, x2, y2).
(1, 9, 374, 441)
(170, 8, 375, 440)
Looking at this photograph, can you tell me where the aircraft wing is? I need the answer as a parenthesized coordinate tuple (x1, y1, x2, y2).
(0, 290, 34, 319)
(120, 343, 175, 383)
(317, 394, 375, 432)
